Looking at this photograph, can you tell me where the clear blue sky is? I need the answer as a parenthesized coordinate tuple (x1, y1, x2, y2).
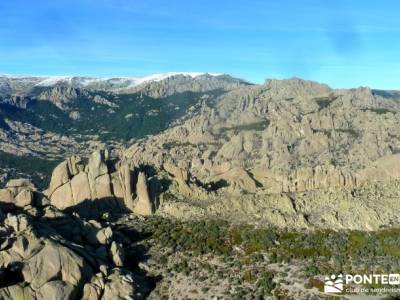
(0, 0, 399, 89)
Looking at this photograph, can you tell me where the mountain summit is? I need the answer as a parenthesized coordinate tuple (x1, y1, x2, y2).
(0, 72, 230, 94)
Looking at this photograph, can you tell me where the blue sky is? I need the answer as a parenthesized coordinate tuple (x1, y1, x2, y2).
(0, 0, 399, 88)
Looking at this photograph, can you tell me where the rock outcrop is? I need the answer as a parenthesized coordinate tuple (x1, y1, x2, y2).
(0, 199, 148, 299)
(133, 172, 154, 216)
(45, 150, 155, 216)
(2, 76, 400, 230)
(82, 268, 135, 300)
(37, 85, 81, 109)
(0, 179, 45, 208)
(124, 78, 400, 197)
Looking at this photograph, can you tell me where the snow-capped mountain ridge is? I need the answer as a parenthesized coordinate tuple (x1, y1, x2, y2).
(0, 72, 248, 97)
(6, 72, 221, 88)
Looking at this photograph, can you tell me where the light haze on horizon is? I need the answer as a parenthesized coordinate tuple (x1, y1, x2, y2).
(0, 0, 399, 89)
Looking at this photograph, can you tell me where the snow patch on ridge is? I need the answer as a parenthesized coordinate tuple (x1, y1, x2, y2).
(33, 72, 221, 88)
(36, 76, 75, 87)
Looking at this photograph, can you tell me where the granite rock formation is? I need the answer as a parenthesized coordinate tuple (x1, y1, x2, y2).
(0, 193, 150, 299)
(45, 150, 155, 216)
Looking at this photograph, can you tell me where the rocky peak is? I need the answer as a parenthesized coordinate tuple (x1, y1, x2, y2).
(124, 73, 250, 98)
(123, 75, 400, 199)
(0, 95, 31, 109)
(264, 77, 332, 99)
(44, 150, 156, 217)
(36, 85, 82, 109)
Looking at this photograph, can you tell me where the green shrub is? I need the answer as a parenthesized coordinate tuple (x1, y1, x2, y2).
(257, 273, 276, 296)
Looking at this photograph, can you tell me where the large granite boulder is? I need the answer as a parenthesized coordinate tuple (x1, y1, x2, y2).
(45, 150, 155, 216)
(133, 172, 154, 216)
(0, 179, 44, 208)
(0, 203, 140, 299)
(0, 211, 93, 299)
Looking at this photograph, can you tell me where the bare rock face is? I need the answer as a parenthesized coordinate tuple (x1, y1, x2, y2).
(83, 269, 135, 300)
(133, 172, 153, 216)
(95, 227, 113, 245)
(92, 94, 118, 108)
(356, 154, 400, 183)
(38, 281, 77, 300)
(6, 179, 35, 190)
(250, 165, 357, 193)
(0, 179, 37, 208)
(14, 190, 34, 208)
(71, 172, 92, 204)
(118, 165, 136, 211)
(46, 156, 85, 209)
(162, 162, 193, 196)
(82, 268, 136, 300)
(109, 241, 125, 267)
(125, 78, 400, 197)
(0, 211, 92, 299)
(69, 111, 81, 120)
(212, 166, 257, 193)
(163, 162, 189, 183)
(46, 151, 114, 209)
(0, 95, 31, 109)
(45, 150, 155, 216)
(87, 150, 113, 200)
(0, 199, 142, 299)
(22, 241, 88, 290)
(37, 85, 80, 109)
(127, 73, 248, 98)
(108, 78, 400, 230)
(0, 187, 17, 204)
(101, 269, 135, 300)
(3, 76, 400, 231)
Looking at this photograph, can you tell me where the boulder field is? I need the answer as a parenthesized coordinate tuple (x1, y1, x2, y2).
(0, 193, 150, 299)
(2, 146, 400, 231)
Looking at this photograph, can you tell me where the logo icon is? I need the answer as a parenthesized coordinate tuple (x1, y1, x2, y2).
(324, 274, 343, 293)
(389, 274, 400, 285)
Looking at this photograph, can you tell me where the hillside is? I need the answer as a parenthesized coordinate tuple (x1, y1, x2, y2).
(1, 75, 400, 299)
(1, 73, 400, 228)
(0, 73, 248, 187)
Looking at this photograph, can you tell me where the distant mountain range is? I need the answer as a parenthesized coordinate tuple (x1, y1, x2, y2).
(0, 72, 227, 94)
(0, 73, 248, 186)
(1, 73, 400, 231)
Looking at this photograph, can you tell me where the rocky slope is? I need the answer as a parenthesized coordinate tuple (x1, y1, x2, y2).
(1, 159, 400, 299)
(125, 78, 400, 193)
(0, 73, 247, 187)
(0, 182, 154, 299)
(113, 77, 400, 230)
(1, 75, 400, 298)
(0, 72, 236, 95)
(1, 75, 400, 228)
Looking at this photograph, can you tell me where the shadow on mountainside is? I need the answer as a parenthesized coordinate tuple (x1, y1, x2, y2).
(0, 200, 162, 299)
(0, 262, 24, 289)
(63, 196, 128, 219)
